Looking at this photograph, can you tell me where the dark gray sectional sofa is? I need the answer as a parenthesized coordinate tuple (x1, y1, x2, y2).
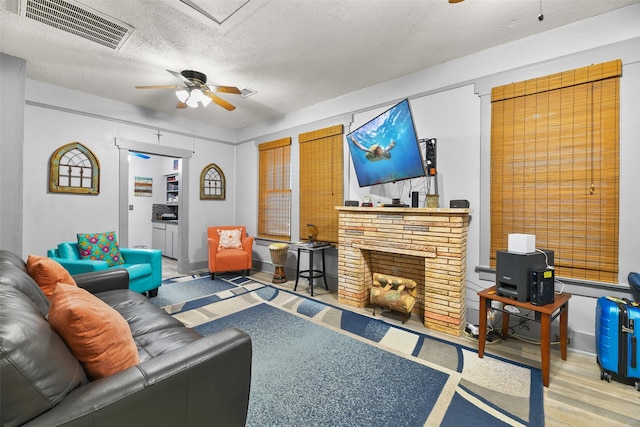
(0, 249, 251, 426)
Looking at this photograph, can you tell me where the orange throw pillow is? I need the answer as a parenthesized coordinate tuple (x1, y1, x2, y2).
(26, 255, 77, 300)
(48, 283, 139, 380)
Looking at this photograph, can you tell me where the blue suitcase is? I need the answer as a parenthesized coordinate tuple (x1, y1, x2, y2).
(596, 296, 640, 391)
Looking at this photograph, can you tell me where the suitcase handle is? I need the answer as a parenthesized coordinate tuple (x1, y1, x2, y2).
(632, 320, 637, 370)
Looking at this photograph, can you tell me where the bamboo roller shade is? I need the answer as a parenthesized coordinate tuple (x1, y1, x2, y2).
(490, 59, 620, 283)
(258, 137, 291, 240)
(299, 125, 344, 243)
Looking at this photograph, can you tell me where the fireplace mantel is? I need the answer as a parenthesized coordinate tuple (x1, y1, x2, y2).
(335, 206, 472, 336)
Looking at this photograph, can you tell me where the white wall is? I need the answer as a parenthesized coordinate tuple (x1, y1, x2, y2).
(23, 106, 122, 253)
(618, 61, 640, 282)
(347, 86, 480, 210)
(21, 80, 238, 272)
(235, 141, 259, 239)
(189, 138, 238, 264)
(0, 54, 25, 253)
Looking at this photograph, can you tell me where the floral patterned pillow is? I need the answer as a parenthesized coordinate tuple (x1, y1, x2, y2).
(76, 231, 125, 266)
(217, 229, 243, 250)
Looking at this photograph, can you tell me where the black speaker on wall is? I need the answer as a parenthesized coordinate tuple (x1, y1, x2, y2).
(411, 191, 419, 208)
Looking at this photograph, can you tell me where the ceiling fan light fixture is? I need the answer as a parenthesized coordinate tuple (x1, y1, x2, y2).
(190, 88, 208, 107)
(200, 95, 212, 107)
(186, 94, 199, 108)
(189, 88, 211, 107)
(175, 89, 189, 102)
(139, 69, 238, 111)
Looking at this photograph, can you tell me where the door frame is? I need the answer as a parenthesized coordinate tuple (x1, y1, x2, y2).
(115, 138, 193, 274)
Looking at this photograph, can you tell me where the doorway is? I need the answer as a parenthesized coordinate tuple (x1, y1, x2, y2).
(116, 138, 193, 274)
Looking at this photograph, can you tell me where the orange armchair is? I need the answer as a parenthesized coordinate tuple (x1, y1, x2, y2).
(207, 226, 254, 279)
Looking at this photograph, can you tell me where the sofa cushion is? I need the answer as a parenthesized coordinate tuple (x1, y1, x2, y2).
(217, 228, 243, 250)
(77, 231, 125, 267)
(95, 289, 202, 361)
(26, 254, 77, 300)
(48, 283, 139, 380)
(134, 327, 203, 362)
(0, 266, 50, 316)
(97, 289, 188, 336)
(0, 285, 88, 426)
(0, 249, 30, 270)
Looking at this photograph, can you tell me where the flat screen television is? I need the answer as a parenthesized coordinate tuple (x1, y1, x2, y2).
(347, 99, 425, 187)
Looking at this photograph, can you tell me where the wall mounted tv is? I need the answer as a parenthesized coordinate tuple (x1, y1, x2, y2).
(347, 99, 425, 187)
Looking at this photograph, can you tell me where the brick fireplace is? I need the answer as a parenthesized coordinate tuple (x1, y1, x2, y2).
(335, 207, 472, 336)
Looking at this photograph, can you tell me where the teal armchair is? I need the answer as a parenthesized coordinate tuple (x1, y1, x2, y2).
(47, 242, 162, 296)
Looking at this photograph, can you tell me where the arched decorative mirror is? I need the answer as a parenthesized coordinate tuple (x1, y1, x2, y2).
(49, 142, 100, 194)
(200, 163, 225, 200)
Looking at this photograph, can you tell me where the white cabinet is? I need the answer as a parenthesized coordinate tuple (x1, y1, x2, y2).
(152, 222, 166, 251)
(166, 223, 179, 259)
(151, 221, 179, 259)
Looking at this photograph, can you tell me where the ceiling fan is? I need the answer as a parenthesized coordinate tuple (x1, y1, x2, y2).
(135, 70, 241, 111)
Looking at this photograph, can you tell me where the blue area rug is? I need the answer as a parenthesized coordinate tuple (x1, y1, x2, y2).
(149, 273, 239, 309)
(166, 276, 544, 426)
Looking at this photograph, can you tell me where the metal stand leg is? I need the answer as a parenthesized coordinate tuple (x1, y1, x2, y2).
(294, 247, 301, 291)
(321, 248, 328, 291)
(309, 250, 314, 296)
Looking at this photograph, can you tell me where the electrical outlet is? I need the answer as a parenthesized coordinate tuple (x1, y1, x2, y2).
(554, 335, 572, 345)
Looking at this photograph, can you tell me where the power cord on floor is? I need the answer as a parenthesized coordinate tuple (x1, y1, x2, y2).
(509, 320, 561, 345)
(465, 327, 560, 346)
(463, 323, 502, 345)
(507, 333, 561, 346)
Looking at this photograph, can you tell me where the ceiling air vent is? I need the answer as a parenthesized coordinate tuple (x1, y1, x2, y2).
(240, 88, 257, 98)
(20, 0, 134, 50)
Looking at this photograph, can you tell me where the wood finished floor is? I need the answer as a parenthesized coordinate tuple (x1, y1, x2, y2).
(161, 260, 640, 426)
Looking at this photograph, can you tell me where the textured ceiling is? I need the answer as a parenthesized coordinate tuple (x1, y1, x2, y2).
(1, 0, 639, 130)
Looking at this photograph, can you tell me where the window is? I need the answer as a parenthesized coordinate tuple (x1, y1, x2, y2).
(490, 60, 620, 283)
(49, 142, 100, 194)
(258, 137, 291, 240)
(299, 125, 344, 243)
(200, 163, 225, 200)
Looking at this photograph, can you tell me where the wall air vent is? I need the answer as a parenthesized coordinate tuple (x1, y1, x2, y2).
(20, 0, 134, 50)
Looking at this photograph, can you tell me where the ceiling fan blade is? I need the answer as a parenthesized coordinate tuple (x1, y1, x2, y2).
(203, 90, 235, 111)
(135, 85, 179, 89)
(166, 69, 195, 86)
(176, 101, 187, 109)
(208, 85, 241, 94)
